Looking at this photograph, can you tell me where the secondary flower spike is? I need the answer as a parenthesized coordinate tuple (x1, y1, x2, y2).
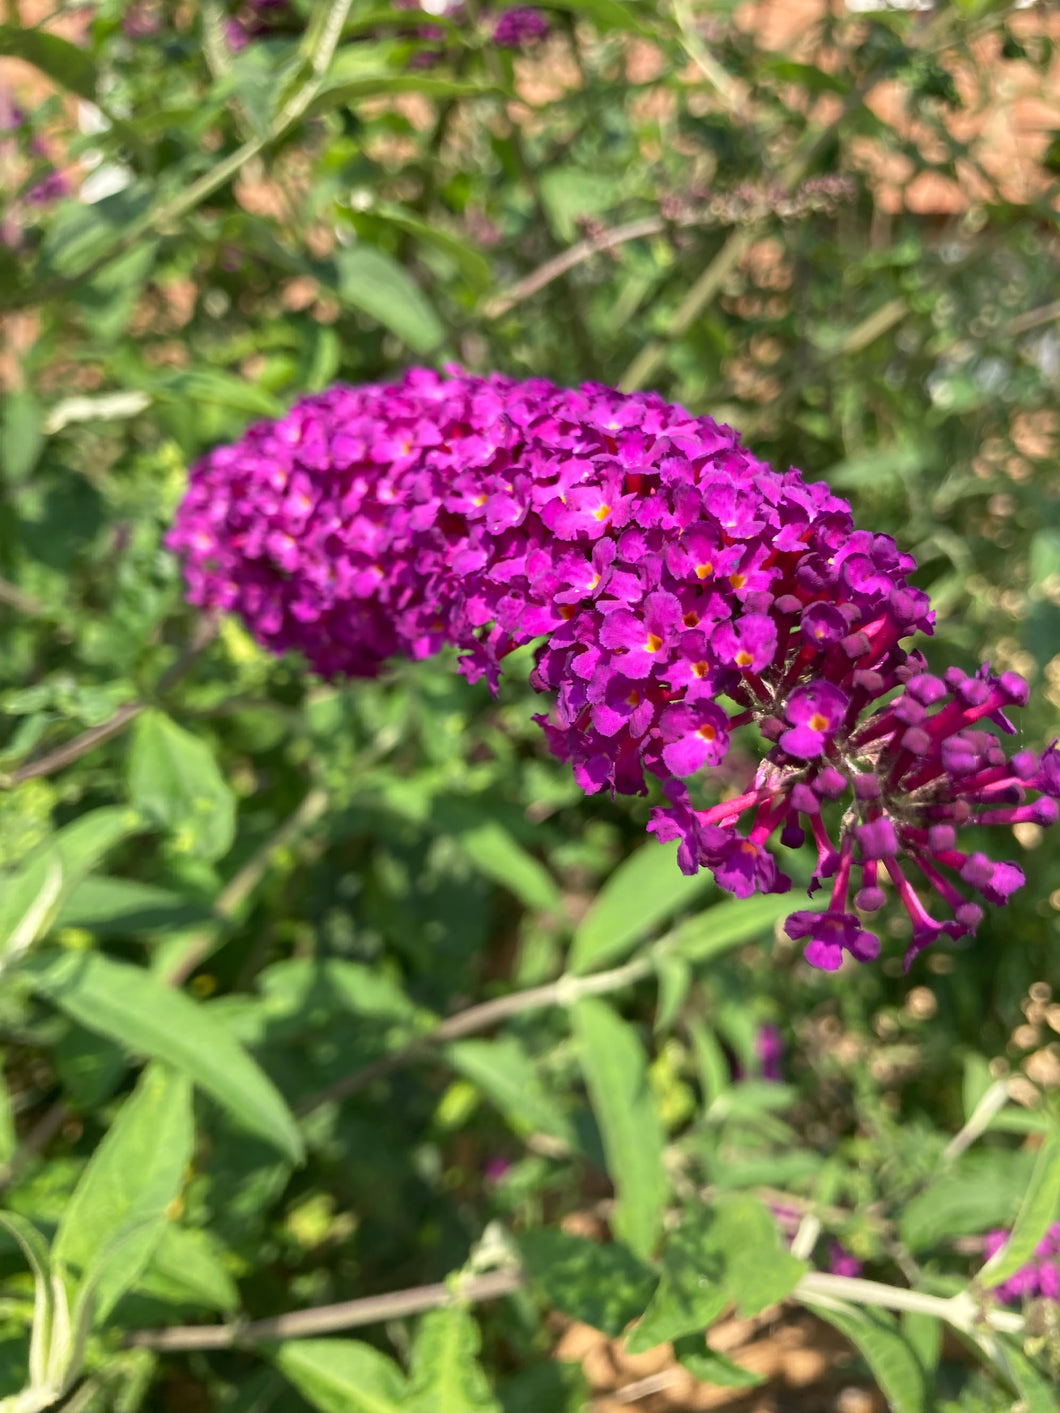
(169, 369, 1059, 969)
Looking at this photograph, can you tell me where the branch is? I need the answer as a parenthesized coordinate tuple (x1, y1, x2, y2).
(298, 951, 657, 1114)
(123, 1262, 1024, 1354)
(0, 617, 216, 790)
(0, 576, 50, 620)
(124, 1269, 523, 1351)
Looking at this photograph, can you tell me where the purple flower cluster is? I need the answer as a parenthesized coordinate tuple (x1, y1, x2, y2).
(168, 368, 1060, 971)
(983, 1224, 1060, 1304)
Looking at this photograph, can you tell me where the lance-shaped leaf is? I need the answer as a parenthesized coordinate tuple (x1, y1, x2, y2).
(274, 1338, 408, 1413)
(980, 1130, 1060, 1288)
(23, 951, 304, 1161)
(572, 999, 666, 1260)
(53, 1063, 193, 1323)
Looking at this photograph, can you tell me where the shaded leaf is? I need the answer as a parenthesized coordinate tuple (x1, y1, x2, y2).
(53, 1063, 193, 1323)
(0, 25, 96, 101)
(672, 1336, 766, 1388)
(572, 999, 666, 1260)
(447, 1037, 576, 1147)
(274, 1338, 407, 1413)
(332, 247, 445, 354)
(519, 1230, 654, 1336)
(980, 1131, 1060, 1287)
(23, 951, 304, 1161)
(670, 894, 793, 965)
(569, 840, 714, 974)
(809, 1306, 927, 1413)
(128, 709, 236, 862)
(457, 820, 560, 912)
(138, 1224, 239, 1313)
(407, 1306, 500, 1413)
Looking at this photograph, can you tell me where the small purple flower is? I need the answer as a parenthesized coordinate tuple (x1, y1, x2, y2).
(493, 6, 550, 48)
(828, 1242, 863, 1278)
(779, 681, 848, 760)
(26, 171, 69, 206)
(0, 89, 25, 132)
(755, 1024, 784, 1082)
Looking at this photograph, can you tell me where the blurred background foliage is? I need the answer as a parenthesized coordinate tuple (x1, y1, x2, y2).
(1, 0, 1060, 1409)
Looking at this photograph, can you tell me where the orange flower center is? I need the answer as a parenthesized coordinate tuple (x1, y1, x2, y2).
(646, 633, 663, 653)
(729, 572, 746, 589)
(692, 661, 710, 678)
(735, 649, 754, 668)
(697, 723, 716, 741)
(695, 562, 712, 580)
(593, 503, 611, 522)
(683, 611, 700, 628)
(809, 712, 829, 731)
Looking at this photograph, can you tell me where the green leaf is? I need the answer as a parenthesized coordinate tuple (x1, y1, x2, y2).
(569, 840, 714, 974)
(146, 367, 283, 419)
(654, 953, 691, 1033)
(0, 1069, 15, 1164)
(672, 1336, 765, 1389)
(274, 1339, 408, 1413)
(0, 852, 63, 973)
(546, 0, 650, 37)
(996, 1336, 1060, 1413)
(23, 951, 304, 1162)
(39, 184, 152, 281)
(0, 24, 97, 100)
(0, 390, 44, 483)
(705, 1195, 807, 1318)
(306, 75, 495, 118)
(808, 1306, 927, 1413)
(407, 1307, 500, 1413)
(519, 1230, 654, 1336)
(137, 1224, 239, 1313)
(625, 1198, 805, 1355)
(624, 1210, 728, 1354)
(457, 821, 561, 912)
(670, 894, 793, 965)
(56, 875, 215, 935)
(980, 1131, 1060, 1287)
(961, 1052, 994, 1121)
(71, 240, 158, 343)
(0, 1211, 60, 1393)
(901, 1311, 941, 1377)
(538, 165, 629, 244)
(128, 709, 236, 862)
(688, 1021, 730, 1107)
(572, 999, 666, 1259)
(0, 807, 141, 961)
(53, 1063, 193, 1323)
(899, 1151, 1033, 1252)
(373, 205, 492, 290)
(447, 1037, 576, 1148)
(332, 247, 445, 354)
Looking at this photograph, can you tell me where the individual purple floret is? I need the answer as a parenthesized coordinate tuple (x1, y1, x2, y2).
(26, 171, 69, 206)
(0, 88, 25, 132)
(168, 369, 1060, 971)
(983, 1224, 1060, 1304)
(756, 1024, 784, 1082)
(494, 6, 550, 48)
(828, 1242, 863, 1278)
